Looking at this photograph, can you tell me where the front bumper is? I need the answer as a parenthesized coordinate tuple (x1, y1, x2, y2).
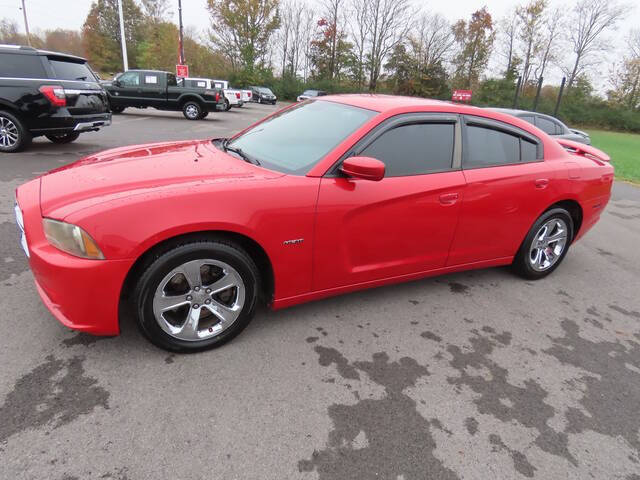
(16, 179, 131, 336)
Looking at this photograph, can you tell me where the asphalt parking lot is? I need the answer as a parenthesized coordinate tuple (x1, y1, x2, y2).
(1, 102, 640, 480)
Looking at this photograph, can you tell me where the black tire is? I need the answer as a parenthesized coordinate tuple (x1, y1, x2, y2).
(0, 110, 31, 153)
(46, 132, 81, 144)
(110, 106, 125, 114)
(133, 239, 261, 352)
(200, 111, 209, 119)
(182, 101, 202, 120)
(512, 208, 574, 280)
(224, 98, 231, 111)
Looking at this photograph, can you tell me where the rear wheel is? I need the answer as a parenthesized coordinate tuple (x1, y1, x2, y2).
(512, 208, 573, 279)
(182, 101, 202, 120)
(133, 240, 261, 352)
(0, 110, 31, 153)
(110, 105, 125, 114)
(224, 98, 231, 111)
(46, 132, 80, 144)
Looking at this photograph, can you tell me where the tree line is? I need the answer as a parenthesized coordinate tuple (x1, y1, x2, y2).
(1, 0, 639, 131)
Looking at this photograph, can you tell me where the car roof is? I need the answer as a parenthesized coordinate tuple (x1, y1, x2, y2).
(490, 107, 563, 123)
(317, 94, 471, 113)
(0, 44, 87, 62)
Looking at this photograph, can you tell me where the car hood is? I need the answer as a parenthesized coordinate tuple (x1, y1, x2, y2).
(40, 139, 283, 219)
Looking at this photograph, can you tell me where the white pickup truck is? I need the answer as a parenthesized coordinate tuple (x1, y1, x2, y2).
(182, 78, 242, 111)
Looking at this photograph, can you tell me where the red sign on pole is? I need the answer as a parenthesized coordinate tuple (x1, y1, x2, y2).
(452, 89, 472, 102)
(176, 64, 189, 78)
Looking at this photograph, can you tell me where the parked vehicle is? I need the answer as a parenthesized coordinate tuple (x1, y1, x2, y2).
(0, 44, 111, 153)
(240, 89, 252, 103)
(297, 89, 327, 102)
(491, 108, 591, 145)
(15, 95, 613, 352)
(211, 79, 244, 110)
(249, 86, 277, 104)
(103, 70, 224, 120)
(181, 77, 240, 111)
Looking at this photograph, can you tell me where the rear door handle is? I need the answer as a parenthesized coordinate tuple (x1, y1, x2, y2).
(439, 193, 459, 205)
(534, 178, 549, 189)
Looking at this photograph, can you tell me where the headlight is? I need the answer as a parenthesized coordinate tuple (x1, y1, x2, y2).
(43, 219, 105, 260)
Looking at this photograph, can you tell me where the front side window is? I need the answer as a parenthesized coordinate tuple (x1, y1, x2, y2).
(227, 100, 377, 175)
(536, 116, 558, 135)
(465, 126, 520, 168)
(0, 53, 46, 78)
(48, 58, 97, 81)
(118, 71, 139, 86)
(359, 123, 454, 177)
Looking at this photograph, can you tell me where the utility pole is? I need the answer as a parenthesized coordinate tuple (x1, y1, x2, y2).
(20, 0, 31, 46)
(178, 0, 185, 64)
(117, 0, 129, 71)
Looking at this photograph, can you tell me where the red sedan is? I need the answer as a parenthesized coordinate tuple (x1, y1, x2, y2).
(15, 95, 614, 352)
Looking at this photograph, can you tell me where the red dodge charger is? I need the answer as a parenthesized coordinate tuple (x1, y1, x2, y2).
(15, 95, 614, 352)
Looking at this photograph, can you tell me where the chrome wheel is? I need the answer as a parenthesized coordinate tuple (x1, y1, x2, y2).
(152, 259, 245, 341)
(0, 116, 19, 148)
(529, 218, 568, 271)
(185, 104, 199, 119)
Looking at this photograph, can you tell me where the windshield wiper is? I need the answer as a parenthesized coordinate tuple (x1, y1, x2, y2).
(222, 138, 261, 165)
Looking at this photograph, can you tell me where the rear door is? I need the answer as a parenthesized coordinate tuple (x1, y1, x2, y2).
(313, 113, 466, 291)
(137, 72, 165, 108)
(448, 115, 558, 266)
(45, 56, 108, 114)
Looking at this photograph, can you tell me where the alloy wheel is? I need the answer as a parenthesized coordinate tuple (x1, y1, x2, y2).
(529, 218, 568, 271)
(0, 116, 19, 148)
(185, 104, 199, 119)
(152, 259, 245, 341)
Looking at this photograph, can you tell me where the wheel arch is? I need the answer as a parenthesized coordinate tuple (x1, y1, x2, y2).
(178, 95, 205, 108)
(120, 229, 275, 309)
(544, 199, 583, 242)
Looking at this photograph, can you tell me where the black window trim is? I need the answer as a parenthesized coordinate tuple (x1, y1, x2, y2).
(117, 71, 141, 86)
(325, 112, 462, 178)
(462, 114, 544, 170)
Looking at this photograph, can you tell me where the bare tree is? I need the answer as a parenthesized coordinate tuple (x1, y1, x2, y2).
(534, 7, 563, 80)
(141, 0, 172, 23)
(300, 7, 316, 81)
(410, 12, 454, 71)
(497, 10, 520, 76)
(516, 0, 547, 87)
(565, 0, 625, 87)
(364, 0, 413, 91)
(349, 0, 369, 90)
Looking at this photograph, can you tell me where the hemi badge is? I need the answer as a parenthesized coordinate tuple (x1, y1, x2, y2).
(283, 238, 304, 246)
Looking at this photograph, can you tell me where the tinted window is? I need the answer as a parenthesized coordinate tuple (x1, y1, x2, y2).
(521, 138, 538, 162)
(48, 58, 96, 81)
(360, 123, 454, 176)
(118, 71, 139, 86)
(536, 116, 558, 135)
(465, 126, 520, 168)
(229, 100, 376, 175)
(0, 53, 46, 78)
(167, 73, 177, 86)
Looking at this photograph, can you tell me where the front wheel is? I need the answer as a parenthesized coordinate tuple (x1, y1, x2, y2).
(110, 105, 125, 114)
(46, 132, 80, 144)
(133, 239, 261, 352)
(182, 101, 203, 120)
(512, 208, 573, 279)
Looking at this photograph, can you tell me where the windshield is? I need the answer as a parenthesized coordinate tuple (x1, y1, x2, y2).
(259, 87, 274, 95)
(303, 90, 316, 96)
(227, 100, 377, 175)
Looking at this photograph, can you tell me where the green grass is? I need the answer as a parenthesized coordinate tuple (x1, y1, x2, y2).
(585, 129, 640, 183)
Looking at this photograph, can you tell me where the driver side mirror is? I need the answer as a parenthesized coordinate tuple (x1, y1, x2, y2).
(113, 79, 121, 87)
(340, 156, 385, 181)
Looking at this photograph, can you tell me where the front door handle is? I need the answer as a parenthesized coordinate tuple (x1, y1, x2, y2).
(534, 178, 549, 189)
(439, 193, 459, 205)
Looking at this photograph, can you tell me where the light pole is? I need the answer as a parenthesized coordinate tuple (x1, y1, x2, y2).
(117, 0, 129, 71)
(20, 0, 31, 46)
(178, 0, 185, 65)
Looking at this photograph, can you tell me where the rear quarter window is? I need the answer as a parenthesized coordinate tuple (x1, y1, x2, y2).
(0, 53, 46, 78)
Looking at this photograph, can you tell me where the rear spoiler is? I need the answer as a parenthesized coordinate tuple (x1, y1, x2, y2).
(556, 138, 610, 162)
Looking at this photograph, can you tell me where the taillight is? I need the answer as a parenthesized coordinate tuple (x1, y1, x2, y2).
(216, 92, 220, 102)
(236, 92, 240, 99)
(247, 92, 251, 97)
(39, 85, 66, 107)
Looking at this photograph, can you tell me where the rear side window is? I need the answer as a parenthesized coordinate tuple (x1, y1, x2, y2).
(144, 74, 159, 85)
(0, 53, 46, 78)
(166, 73, 177, 86)
(521, 138, 538, 162)
(360, 123, 454, 176)
(48, 58, 96, 81)
(536, 116, 559, 135)
(465, 126, 520, 168)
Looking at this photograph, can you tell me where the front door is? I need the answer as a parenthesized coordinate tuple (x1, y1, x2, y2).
(313, 115, 466, 291)
(110, 71, 141, 106)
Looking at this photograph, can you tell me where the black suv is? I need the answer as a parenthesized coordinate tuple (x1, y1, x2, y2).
(0, 45, 111, 153)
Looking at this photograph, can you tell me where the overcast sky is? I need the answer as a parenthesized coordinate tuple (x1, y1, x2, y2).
(1, 0, 636, 90)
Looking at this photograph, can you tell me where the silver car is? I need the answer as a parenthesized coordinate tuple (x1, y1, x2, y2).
(490, 108, 591, 145)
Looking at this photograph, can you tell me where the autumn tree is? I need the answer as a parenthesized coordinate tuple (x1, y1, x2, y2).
(43, 29, 84, 57)
(141, 0, 172, 23)
(82, 0, 145, 72)
(452, 7, 495, 89)
(565, 0, 624, 88)
(206, 0, 281, 71)
(497, 11, 520, 78)
(608, 30, 640, 110)
(310, 17, 353, 81)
